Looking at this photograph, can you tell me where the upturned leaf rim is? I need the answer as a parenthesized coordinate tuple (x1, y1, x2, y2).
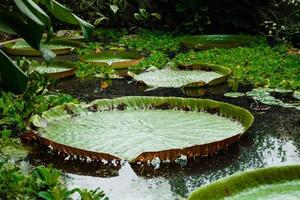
(79, 51, 144, 69)
(188, 164, 300, 200)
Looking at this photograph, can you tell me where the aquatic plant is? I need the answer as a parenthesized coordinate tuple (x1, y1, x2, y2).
(27, 96, 253, 164)
(80, 51, 144, 69)
(188, 165, 300, 200)
(133, 64, 231, 89)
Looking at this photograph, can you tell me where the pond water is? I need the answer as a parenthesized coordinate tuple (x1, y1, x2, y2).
(29, 77, 300, 200)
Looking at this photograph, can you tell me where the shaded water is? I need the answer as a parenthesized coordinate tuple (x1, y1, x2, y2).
(30, 77, 300, 200)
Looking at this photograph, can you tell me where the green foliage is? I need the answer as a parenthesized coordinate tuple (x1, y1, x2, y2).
(76, 42, 103, 56)
(0, 132, 28, 162)
(130, 51, 170, 73)
(33, 166, 61, 189)
(0, 74, 77, 132)
(38, 186, 77, 200)
(0, 0, 94, 93)
(118, 30, 182, 52)
(38, 0, 94, 41)
(133, 9, 161, 25)
(75, 62, 115, 78)
(55, 0, 276, 35)
(78, 188, 109, 200)
(172, 44, 300, 89)
(0, 163, 108, 200)
(0, 130, 13, 146)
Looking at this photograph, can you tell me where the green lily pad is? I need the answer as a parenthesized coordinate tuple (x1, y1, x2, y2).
(188, 165, 300, 200)
(133, 64, 231, 89)
(28, 96, 253, 163)
(80, 51, 144, 69)
(181, 35, 252, 50)
(30, 61, 77, 79)
(2, 38, 82, 56)
(246, 88, 300, 110)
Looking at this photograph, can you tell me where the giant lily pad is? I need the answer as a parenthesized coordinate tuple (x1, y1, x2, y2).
(188, 165, 300, 200)
(80, 51, 144, 69)
(181, 35, 252, 50)
(133, 64, 231, 89)
(30, 60, 78, 79)
(26, 97, 253, 164)
(2, 38, 82, 56)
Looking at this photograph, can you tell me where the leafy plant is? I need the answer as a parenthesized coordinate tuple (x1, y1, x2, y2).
(259, 0, 300, 42)
(0, 74, 77, 133)
(75, 62, 115, 78)
(78, 188, 109, 200)
(133, 8, 161, 26)
(0, 163, 108, 200)
(38, 186, 77, 200)
(33, 166, 61, 189)
(0, 0, 94, 93)
(0, 130, 13, 146)
(129, 51, 170, 73)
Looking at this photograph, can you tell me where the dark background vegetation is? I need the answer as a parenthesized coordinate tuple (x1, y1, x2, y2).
(59, 0, 268, 34)
(1, 0, 282, 34)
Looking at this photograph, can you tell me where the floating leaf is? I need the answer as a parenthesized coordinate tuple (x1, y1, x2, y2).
(133, 64, 231, 89)
(2, 39, 80, 56)
(188, 165, 300, 200)
(28, 97, 253, 163)
(246, 88, 300, 110)
(80, 51, 144, 69)
(181, 35, 252, 50)
(30, 60, 77, 79)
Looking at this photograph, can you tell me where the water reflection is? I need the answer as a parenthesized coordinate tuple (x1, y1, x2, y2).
(66, 162, 180, 200)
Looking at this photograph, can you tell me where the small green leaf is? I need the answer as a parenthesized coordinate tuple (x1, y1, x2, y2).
(94, 16, 109, 26)
(38, 191, 53, 200)
(151, 13, 161, 20)
(139, 8, 148, 19)
(134, 13, 142, 21)
(39, 0, 94, 41)
(109, 4, 119, 14)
